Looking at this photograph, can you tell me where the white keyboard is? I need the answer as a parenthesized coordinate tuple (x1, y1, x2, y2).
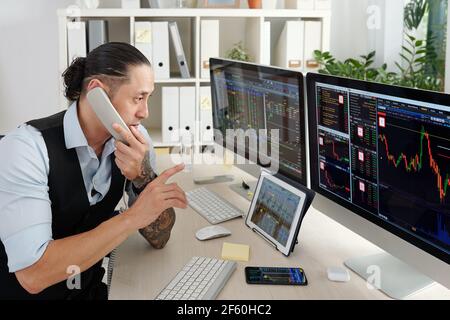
(155, 257, 237, 300)
(187, 187, 244, 224)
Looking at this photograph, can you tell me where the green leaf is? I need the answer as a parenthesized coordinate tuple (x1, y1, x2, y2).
(368, 51, 376, 60)
(364, 58, 374, 67)
(325, 65, 335, 75)
(403, 46, 414, 56)
(395, 62, 405, 73)
(404, 0, 429, 31)
(399, 53, 411, 63)
(407, 34, 416, 42)
(348, 59, 362, 68)
(415, 57, 427, 64)
(404, 36, 415, 48)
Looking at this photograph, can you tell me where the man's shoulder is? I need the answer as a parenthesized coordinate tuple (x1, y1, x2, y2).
(1, 124, 46, 152)
(0, 124, 49, 175)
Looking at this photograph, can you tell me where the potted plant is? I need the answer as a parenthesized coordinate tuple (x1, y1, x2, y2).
(226, 41, 252, 62)
(248, 0, 262, 9)
(314, 0, 445, 92)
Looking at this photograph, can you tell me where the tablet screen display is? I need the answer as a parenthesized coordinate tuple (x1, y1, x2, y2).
(250, 178, 301, 246)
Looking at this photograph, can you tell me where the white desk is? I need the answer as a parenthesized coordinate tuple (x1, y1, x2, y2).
(109, 155, 450, 300)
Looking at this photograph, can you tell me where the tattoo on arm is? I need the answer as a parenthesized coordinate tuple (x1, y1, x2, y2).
(132, 151, 177, 248)
(132, 152, 156, 190)
(139, 208, 176, 249)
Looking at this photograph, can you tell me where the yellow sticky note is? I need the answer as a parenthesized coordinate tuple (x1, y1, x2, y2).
(221, 242, 250, 262)
(135, 28, 151, 43)
(200, 95, 212, 110)
(154, 147, 170, 155)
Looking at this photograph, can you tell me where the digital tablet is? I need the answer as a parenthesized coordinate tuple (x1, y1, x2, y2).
(245, 171, 308, 256)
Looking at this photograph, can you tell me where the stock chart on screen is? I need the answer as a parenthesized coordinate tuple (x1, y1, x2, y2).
(211, 64, 305, 183)
(314, 82, 450, 254)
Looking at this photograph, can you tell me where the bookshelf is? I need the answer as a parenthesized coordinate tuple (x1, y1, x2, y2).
(57, 8, 331, 148)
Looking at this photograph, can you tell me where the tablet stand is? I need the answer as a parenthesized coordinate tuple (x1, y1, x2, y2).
(251, 230, 300, 255)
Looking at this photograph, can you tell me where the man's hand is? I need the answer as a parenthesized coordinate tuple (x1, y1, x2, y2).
(124, 164, 187, 230)
(113, 123, 149, 181)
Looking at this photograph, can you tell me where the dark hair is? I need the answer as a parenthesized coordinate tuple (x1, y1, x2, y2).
(62, 42, 151, 101)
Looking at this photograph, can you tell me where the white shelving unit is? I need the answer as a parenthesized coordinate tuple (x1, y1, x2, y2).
(58, 8, 331, 148)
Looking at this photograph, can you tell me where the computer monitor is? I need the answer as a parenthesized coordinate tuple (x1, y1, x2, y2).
(307, 72, 450, 298)
(209, 58, 307, 198)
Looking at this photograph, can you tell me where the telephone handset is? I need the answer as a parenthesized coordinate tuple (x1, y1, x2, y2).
(86, 87, 131, 144)
(87, 87, 131, 212)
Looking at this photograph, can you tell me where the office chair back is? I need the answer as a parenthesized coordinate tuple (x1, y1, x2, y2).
(0, 135, 4, 140)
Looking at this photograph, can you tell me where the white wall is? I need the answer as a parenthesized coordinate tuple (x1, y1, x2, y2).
(330, 0, 371, 61)
(330, 0, 405, 71)
(0, 0, 76, 133)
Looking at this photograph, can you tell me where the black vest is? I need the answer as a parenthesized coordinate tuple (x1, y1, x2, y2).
(0, 111, 125, 300)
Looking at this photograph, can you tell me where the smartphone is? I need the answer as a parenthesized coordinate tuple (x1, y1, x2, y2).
(86, 87, 131, 144)
(245, 266, 308, 286)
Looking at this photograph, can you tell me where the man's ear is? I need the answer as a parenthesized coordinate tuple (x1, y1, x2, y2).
(86, 78, 105, 92)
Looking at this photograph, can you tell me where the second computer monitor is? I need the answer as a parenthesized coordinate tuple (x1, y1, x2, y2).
(209, 58, 307, 187)
(307, 73, 450, 292)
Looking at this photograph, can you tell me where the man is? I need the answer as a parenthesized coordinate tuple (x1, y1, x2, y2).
(0, 42, 187, 299)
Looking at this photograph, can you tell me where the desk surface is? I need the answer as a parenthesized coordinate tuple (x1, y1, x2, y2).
(109, 156, 449, 300)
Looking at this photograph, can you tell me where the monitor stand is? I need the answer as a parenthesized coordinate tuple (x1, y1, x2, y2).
(228, 163, 261, 201)
(344, 252, 435, 300)
(229, 180, 258, 202)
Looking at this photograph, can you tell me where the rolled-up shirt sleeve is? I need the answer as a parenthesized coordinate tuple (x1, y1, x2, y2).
(0, 125, 53, 273)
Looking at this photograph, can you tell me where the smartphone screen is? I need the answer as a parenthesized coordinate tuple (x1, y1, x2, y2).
(245, 267, 307, 285)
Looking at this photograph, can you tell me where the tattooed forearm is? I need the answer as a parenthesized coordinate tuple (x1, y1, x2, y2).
(139, 208, 176, 249)
(132, 152, 177, 248)
(132, 152, 157, 189)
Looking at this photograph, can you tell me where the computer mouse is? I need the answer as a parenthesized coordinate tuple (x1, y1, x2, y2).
(195, 226, 231, 241)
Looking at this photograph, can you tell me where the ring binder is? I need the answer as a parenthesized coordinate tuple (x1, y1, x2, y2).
(275, 20, 304, 71)
(152, 21, 170, 80)
(200, 20, 219, 79)
(169, 22, 191, 78)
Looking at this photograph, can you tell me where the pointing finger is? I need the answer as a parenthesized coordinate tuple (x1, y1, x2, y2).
(154, 164, 185, 184)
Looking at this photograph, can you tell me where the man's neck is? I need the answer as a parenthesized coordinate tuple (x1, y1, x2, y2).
(77, 96, 111, 154)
